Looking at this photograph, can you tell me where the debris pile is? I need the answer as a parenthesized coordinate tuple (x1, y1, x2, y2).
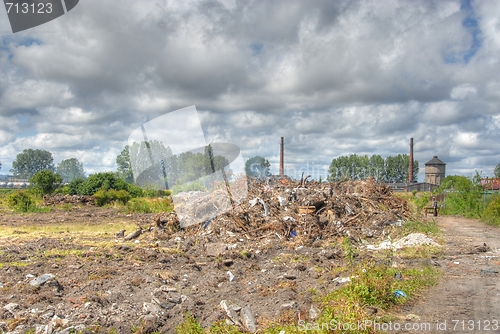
(164, 177, 410, 243)
(43, 195, 95, 206)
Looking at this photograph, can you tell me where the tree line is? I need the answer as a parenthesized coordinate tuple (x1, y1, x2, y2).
(328, 153, 419, 183)
(8, 149, 85, 183)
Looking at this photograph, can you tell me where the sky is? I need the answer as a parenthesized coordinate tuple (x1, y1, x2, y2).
(1, 0, 499, 182)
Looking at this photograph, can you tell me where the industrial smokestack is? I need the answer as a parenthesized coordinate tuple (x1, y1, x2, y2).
(280, 137, 284, 176)
(409, 138, 414, 183)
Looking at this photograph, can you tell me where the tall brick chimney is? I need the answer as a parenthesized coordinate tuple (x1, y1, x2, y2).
(409, 137, 414, 183)
(279, 137, 284, 176)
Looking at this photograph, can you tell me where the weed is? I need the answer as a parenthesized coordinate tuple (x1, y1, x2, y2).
(175, 312, 205, 334)
(341, 237, 355, 267)
(240, 249, 251, 259)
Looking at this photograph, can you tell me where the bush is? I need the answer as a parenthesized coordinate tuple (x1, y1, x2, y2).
(6, 190, 48, 212)
(30, 170, 62, 195)
(437, 175, 483, 218)
(74, 172, 142, 197)
(94, 189, 132, 206)
(68, 178, 86, 195)
(482, 196, 500, 226)
(7, 190, 33, 212)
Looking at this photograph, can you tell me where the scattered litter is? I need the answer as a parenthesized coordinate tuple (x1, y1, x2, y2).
(480, 267, 499, 275)
(240, 306, 257, 332)
(220, 300, 242, 326)
(227, 271, 236, 282)
(249, 197, 270, 216)
(29, 274, 54, 287)
(333, 277, 351, 284)
(394, 290, 407, 298)
(366, 233, 439, 251)
(309, 305, 320, 320)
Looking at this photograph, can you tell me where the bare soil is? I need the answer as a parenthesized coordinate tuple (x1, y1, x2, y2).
(395, 216, 500, 333)
(0, 205, 355, 334)
(2, 192, 498, 333)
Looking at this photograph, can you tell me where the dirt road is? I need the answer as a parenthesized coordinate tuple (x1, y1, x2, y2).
(396, 216, 500, 333)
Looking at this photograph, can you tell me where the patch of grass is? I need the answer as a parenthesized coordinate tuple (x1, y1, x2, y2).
(160, 247, 185, 255)
(126, 197, 173, 213)
(272, 253, 308, 264)
(0, 261, 31, 269)
(397, 245, 443, 259)
(264, 261, 441, 334)
(402, 219, 441, 236)
(42, 248, 84, 258)
(0, 221, 138, 239)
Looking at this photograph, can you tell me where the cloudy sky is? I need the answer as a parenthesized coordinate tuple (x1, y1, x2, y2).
(1, 0, 499, 182)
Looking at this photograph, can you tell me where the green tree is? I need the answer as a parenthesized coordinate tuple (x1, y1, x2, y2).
(245, 156, 270, 178)
(57, 158, 85, 183)
(203, 145, 231, 177)
(494, 164, 500, 178)
(128, 140, 175, 188)
(10, 149, 55, 179)
(176, 151, 206, 184)
(30, 170, 62, 195)
(116, 145, 134, 183)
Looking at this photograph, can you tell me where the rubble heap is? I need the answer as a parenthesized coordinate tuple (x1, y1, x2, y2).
(43, 195, 95, 206)
(163, 177, 410, 243)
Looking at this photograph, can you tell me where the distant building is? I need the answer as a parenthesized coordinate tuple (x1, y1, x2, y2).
(0, 177, 30, 189)
(425, 156, 446, 186)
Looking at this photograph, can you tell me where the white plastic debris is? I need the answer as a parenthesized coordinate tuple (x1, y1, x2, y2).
(29, 274, 54, 287)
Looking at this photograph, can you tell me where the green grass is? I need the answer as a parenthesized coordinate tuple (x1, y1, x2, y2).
(0, 221, 138, 240)
(174, 259, 442, 334)
(126, 197, 173, 213)
(402, 219, 441, 237)
(0, 261, 31, 269)
(175, 312, 205, 334)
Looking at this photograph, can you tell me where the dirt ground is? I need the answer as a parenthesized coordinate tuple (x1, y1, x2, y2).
(0, 205, 358, 334)
(1, 199, 499, 333)
(395, 216, 500, 333)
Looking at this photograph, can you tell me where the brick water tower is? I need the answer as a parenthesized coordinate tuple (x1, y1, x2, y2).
(425, 156, 446, 185)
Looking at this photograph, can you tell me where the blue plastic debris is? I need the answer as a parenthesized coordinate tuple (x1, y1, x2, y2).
(290, 230, 297, 238)
(394, 290, 407, 298)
